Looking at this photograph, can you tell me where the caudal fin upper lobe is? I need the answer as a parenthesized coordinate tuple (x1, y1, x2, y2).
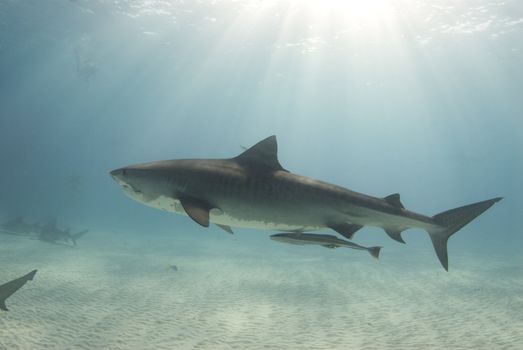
(428, 197, 502, 271)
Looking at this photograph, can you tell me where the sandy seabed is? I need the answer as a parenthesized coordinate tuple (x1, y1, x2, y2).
(0, 228, 522, 350)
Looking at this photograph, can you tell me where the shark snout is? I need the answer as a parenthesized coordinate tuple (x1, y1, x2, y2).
(110, 168, 127, 182)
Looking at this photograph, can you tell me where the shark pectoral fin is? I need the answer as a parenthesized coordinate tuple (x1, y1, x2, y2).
(0, 300, 7, 311)
(179, 197, 214, 227)
(25, 270, 37, 281)
(216, 224, 234, 234)
(384, 193, 405, 209)
(384, 229, 405, 243)
(328, 223, 363, 240)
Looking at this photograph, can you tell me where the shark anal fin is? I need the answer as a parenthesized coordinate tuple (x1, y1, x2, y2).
(179, 197, 214, 227)
(216, 224, 234, 234)
(368, 246, 381, 260)
(234, 135, 288, 172)
(384, 193, 405, 209)
(328, 223, 363, 240)
(384, 229, 405, 243)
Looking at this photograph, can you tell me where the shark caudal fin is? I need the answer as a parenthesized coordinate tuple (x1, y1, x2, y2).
(428, 197, 502, 271)
(368, 246, 382, 260)
(70, 230, 89, 245)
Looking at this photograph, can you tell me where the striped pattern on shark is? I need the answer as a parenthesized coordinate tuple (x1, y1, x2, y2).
(110, 136, 501, 270)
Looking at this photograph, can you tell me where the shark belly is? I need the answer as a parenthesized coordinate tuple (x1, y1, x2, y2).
(134, 192, 325, 231)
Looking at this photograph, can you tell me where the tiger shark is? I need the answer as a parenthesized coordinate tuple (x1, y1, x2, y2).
(110, 135, 501, 270)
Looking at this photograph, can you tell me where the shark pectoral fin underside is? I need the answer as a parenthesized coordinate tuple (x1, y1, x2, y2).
(179, 197, 214, 227)
(384, 193, 405, 209)
(234, 135, 288, 172)
(216, 224, 234, 234)
(328, 223, 363, 240)
(384, 229, 405, 243)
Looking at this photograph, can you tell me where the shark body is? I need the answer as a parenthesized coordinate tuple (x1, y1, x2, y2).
(0, 270, 37, 311)
(39, 220, 88, 245)
(110, 136, 501, 270)
(0, 217, 41, 235)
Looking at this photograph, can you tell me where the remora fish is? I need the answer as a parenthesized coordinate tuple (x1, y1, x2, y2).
(0, 270, 37, 311)
(110, 135, 502, 270)
(271, 232, 381, 259)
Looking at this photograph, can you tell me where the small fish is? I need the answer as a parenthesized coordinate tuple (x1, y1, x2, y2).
(271, 232, 381, 259)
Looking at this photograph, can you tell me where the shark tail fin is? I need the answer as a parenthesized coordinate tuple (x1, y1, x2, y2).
(71, 230, 89, 245)
(428, 197, 502, 271)
(368, 246, 381, 260)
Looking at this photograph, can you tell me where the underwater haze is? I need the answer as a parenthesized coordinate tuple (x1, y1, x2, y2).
(0, 0, 522, 349)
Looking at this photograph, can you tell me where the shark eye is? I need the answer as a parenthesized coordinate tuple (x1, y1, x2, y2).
(122, 169, 127, 176)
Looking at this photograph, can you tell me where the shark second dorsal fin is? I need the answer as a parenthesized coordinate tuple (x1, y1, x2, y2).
(234, 135, 288, 172)
(384, 193, 404, 209)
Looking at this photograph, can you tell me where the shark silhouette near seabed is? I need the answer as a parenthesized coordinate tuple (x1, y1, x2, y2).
(0, 270, 37, 311)
(38, 220, 89, 245)
(0, 217, 42, 236)
(110, 136, 502, 271)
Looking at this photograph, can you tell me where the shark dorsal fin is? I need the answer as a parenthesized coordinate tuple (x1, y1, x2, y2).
(235, 135, 288, 172)
(384, 193, 404, 209)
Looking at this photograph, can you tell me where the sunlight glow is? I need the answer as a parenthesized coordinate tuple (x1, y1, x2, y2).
(304, 0, 396, 19)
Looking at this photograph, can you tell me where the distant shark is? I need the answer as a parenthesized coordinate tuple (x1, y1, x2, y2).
(0, 217, 41, 235)
(0, 270, 37, 311)
(39, 220, 88, 245)
(110, 135, 501, 270)
(271, 232, 381, 259)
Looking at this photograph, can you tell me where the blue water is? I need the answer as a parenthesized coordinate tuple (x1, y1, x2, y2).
(0, 1, 522, 349)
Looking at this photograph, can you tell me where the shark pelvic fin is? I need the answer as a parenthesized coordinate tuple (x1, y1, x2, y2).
(384, 193, 404, 209)
(328, 223, 363, 240)
(0, 300, 7, 311)
(384, 228, 406, 243)
(235, 135, 288, 172)
(179, 197, 214, 227)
